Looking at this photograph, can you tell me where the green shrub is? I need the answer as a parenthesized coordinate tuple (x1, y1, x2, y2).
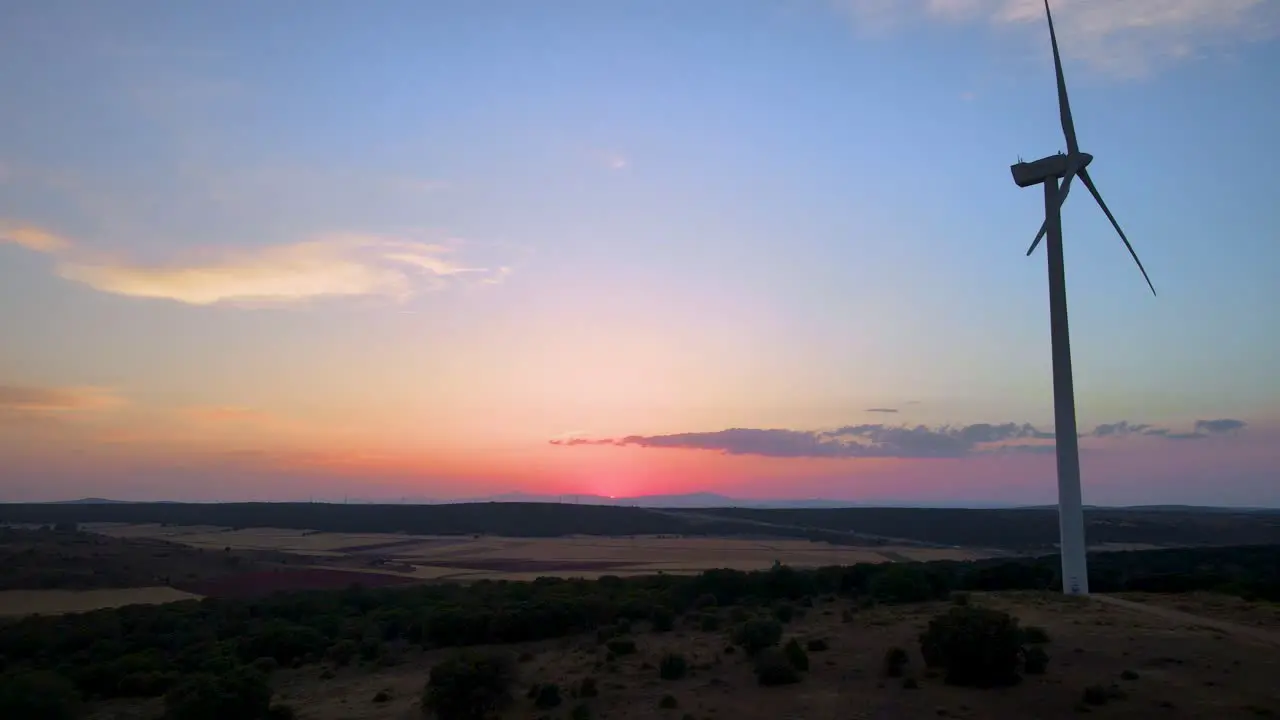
(773, 603, 795, 623)
(1082, 684, 1126, 706)
(251, 657, 279, 674)
(0, 670, 80, 720)
(699, 613, 721, 632)
(883, 647, 909, 678)
(659, 653, 688, 681)
(783, 639, 809, 672)
(902, 676, 919, 689)
(950, 591, 971, 606)
(532, 683, 562, 709)
(577, 676, 598, 697)
(1023, 645, 1049, 675)
(326, 640, 358, 667)
(571, 703, 592, 720)
(753, 648, 800, 686)
(606, 638, 637, 656)
(659, 694, 678, 709)
(1120, 669, 1139, 681)
(806, 638, 829, 652)
(266, 705, 297, 720)
(651, 607, 676, 633)
(164, 668, 272, 720)
(841, 609, 855, 623)
(1021, 625, 1051, 644)
(918, 607, 1023, 687)
(693, 593, 718, 609)
(421, 653, 515, 720)
(733, 618, 783, 656)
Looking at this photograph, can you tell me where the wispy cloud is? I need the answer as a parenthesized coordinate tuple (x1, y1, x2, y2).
(834, 0, 1280, 76)
(866, 407, 900, 414)
(0, 385, 124, 415)
(1, 222, 510, 306)
(0, 223, 71, 253)
(552, 418, 1249, 459)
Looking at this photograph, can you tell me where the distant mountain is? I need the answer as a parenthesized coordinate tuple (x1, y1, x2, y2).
(47, 498, 134, 505)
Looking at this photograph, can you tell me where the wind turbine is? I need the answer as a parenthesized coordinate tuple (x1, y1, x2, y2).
(1009, 0, 1156, 596)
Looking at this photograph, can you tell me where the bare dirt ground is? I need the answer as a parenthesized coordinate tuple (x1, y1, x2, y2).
(91, 592, 1280, 720)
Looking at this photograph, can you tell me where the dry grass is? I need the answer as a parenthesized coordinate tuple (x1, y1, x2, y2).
(85, 524, 998, 584)
(0, 587, 201, 616)
(244, 592, 1280, 720)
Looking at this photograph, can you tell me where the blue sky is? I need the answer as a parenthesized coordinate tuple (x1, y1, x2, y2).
(1, 0, 1278, 504)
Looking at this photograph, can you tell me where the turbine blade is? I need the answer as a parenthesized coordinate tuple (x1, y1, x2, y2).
(1025, 171, 1075, 256)
(1045, 0, 1079, 155)
(1026, 220, 1049, 256)
(1078, 168, 1156, 296)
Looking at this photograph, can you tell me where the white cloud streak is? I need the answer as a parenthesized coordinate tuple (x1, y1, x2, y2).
(835, 0, 1279, 76)
(1, 223, 509, 307)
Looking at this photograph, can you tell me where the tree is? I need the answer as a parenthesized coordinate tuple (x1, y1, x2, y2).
(164, 668, 273, 720)
(918, 606, 1024, 687)
(421, 654, 515, 720)
(0, 670, 80, 720)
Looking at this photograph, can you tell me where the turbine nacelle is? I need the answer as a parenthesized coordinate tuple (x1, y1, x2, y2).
(1010, 152, 1093, 188)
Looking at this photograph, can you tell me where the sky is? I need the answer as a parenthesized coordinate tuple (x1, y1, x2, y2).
(2, 0, 1278, 506)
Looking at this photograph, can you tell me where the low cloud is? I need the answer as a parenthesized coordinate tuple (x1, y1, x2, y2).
(1, 222, 509, 306)
(866, 407, 899, 414)
(1, 223, 71, 253)
(552, 417, 1249, 459)
(834, 0, 1280, 76)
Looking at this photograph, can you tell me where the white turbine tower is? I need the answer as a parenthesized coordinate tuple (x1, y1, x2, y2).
(1010, 0, 1156, 596)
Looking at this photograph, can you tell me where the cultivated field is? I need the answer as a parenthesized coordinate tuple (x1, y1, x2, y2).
(0, 587, 199, 616)
(84, 523, 994, 584)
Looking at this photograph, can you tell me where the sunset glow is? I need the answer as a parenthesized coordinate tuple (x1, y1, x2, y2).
(1, 1, 1278, 505)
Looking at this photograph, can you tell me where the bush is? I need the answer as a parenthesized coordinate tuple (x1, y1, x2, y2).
(733, 618, 783, 656)
(421, 654, 515, 720)
(754, 648, 800, 686)
(918, 607, 1023, 688)
(773, 603, 794, 623)
(1082, 684, 1125, 706)
(0, 670, 80, 720)
(532, 683, 562, 709)
(882, 647, 909, 678)
(1021, 626, 1051, 644)
(1023, 645, 1049, 675)
(571, 703, 592, 720)
(783, 639, 809, 672)
(1120, 669, 1139, 681)
(659, 653, 688, 681)
(699, 613, 721, 632)
(806, 638, 829, 652)
(327, 640, 358, 667)
(267, 705, 297, 720)
(651, 607, 676, 633)
(577, 676, 598, 698)
(659, 694, 678, 709)
(606, 638, 637, 656)
(164, 668, 272, 720)
(841, 609, 855, 623)
(251, 657, 280, 674)
(902, 676, 919, 689)
(693, 593, 718, 609)
(950, 591, 971, 606)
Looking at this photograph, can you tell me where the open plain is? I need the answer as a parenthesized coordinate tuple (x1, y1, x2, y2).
(81, 591, 1280, 720)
